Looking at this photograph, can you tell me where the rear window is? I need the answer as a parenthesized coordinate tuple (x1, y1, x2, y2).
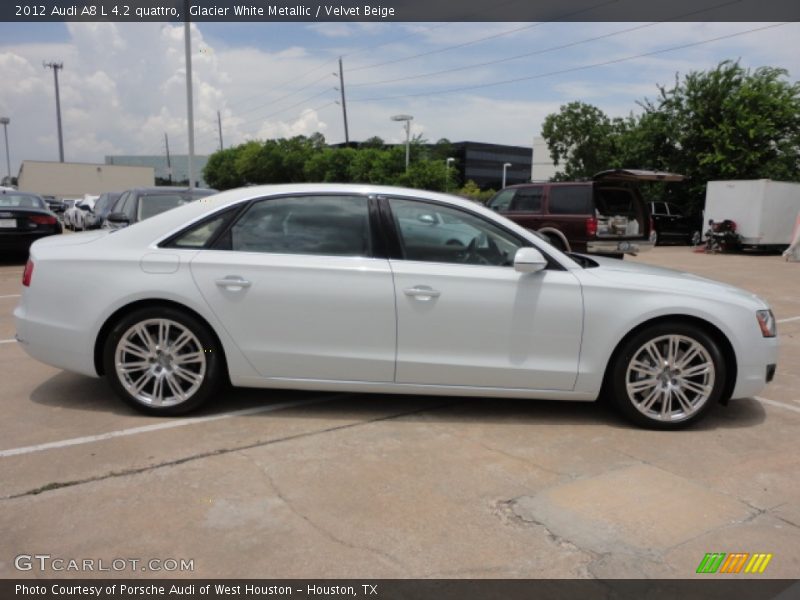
(0, 194, 45, 209)
(548, 186, 593, 215)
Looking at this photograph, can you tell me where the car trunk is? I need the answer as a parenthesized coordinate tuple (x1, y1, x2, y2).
(592, 170, 686, 239)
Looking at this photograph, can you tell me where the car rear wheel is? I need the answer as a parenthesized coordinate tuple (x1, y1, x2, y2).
(608, 323, 725, 429)
(103, 307, 222, 415)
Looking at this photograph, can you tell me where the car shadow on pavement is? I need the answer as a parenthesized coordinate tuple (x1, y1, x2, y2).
(0, 253, 29, 267)
(29, 371, 767, 431)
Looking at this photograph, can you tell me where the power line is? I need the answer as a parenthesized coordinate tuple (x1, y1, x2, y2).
(347, 0, 743, 89)
(347, 0, 621, 73)
(350, 22, 791, 103)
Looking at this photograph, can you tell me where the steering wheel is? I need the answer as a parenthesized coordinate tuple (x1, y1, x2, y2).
(461, 235, 493, 265)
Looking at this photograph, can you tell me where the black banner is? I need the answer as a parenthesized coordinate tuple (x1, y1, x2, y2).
(3, 580, 799, 600)
(2, 0, 800, 23)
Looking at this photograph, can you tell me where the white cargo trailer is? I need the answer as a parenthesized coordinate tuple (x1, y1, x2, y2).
(704, 180, 800, 249)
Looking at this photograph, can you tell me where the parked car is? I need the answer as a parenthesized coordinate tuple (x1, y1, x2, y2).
(488, 169, 685, 258)
(103, 187, 217, 230)
(0, 190, 62, 253)
(15, 184, 777, 429)
(63, 197, 96, 230)
(42, 196, 66, 217)
(83, 192, 121, 230)
(72, 197, 98, 231)
(648, 201, 702, 246)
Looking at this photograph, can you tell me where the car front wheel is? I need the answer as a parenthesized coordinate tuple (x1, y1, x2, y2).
(608, 323, 726, 429)
(103, 307, 222, 415)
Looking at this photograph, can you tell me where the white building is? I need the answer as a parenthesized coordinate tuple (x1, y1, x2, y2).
(17, 160, 154, 198)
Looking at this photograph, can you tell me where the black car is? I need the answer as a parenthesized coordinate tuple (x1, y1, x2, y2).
(83, 191, 121, 229)
(42, 195, 66, 216)
(648, 201, 703, 245)
(0, 190, 63, 253)
(103, 187, 217, 230)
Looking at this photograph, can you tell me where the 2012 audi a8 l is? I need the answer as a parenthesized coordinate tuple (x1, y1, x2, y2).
(14, 184, 778, 429)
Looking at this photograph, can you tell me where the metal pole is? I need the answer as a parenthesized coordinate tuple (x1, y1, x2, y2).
(502, 162, 511, 188)
(445, 157, 454, 192)
(338, 57, 349, 144)
(217, 110, 223, 151)
(0, 119, 10, 182)
(44, 62, 64, 162)
(531, 137, 536, 181)
(165, 132, 172, 184)
(404, 121, 410, 171)
(184, 16, 195, 189)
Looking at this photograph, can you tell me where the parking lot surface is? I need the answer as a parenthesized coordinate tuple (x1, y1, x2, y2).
(0, 247, 798, 579)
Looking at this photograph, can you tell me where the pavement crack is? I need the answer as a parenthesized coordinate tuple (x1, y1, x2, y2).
(493, 497, 596, 576)
(2, 400, 463, 501)
(235, 450, 406, 571)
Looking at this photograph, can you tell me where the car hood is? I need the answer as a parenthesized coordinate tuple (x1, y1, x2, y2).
(582, 255, 766, 308)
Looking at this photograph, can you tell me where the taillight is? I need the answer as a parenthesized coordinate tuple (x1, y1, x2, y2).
(585, 217, 598, 237)
(29, 215, 57, 225)
(22, 260, 34, 287)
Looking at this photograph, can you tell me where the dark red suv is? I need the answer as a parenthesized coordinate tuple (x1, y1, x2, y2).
(488, 169, 684, 257)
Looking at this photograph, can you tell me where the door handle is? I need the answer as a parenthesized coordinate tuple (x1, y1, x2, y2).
(215, 276, 252, 290)
(403, 286, 441, 301)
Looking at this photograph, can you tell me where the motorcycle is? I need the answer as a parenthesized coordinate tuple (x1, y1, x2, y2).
(704, 219, 740, 254)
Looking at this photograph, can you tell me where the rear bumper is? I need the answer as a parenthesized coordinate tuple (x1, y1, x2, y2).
(587, 240, 654, 255)
(14, 303, 99, 377)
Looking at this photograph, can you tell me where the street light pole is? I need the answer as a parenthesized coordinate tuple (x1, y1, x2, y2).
(445, 157, 454, 192)
(0, 117, 10, 183)
(502, 162, 512, 188)
(43, 62, 64, 162)
(184, 15, 195, 189)
(390, 114, 413, 171)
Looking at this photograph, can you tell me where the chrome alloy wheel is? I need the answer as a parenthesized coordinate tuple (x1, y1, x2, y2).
(114, 318, 207, 407)
(625, 334, 715, 423)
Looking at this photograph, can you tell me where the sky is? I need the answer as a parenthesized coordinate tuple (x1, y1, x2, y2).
(0, 16, 798, 177)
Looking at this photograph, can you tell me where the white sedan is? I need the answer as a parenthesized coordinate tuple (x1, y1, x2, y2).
(14, 184, 778, 429)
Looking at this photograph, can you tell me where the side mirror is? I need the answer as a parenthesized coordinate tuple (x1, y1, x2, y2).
(107, 212, 130, 224)
(514, 247, 547, 273)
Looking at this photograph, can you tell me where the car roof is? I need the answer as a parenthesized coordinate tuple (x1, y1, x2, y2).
(128, 186, 217, 194)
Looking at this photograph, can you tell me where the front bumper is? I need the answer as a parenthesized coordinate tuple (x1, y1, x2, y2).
(586, 239, 654, 255)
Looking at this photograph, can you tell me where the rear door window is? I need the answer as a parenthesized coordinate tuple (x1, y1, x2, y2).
(224, 195, 372, 257)
(510, 187, 543, 212)
(548, 186, 593, 215)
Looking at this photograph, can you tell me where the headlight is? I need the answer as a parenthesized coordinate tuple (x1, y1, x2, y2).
(756, 310, 776, 338)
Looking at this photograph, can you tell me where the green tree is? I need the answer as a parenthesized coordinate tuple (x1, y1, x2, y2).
(541, 101, 620, 180)
(633, 60, 800, 210)
(203, 146, 246, 190)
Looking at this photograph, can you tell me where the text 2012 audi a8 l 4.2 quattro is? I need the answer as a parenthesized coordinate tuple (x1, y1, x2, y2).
(14, 184, 778, 429)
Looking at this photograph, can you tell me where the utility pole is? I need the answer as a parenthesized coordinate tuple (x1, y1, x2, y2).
(184, 14, 195, 189)
(43, 62, 65, 162)
(164, 132, 173, 184)
(217, 110, 223, 151)
(531, 136, 536, 181)
(0, 118, 10, 183)
(338, 57, 349, 144)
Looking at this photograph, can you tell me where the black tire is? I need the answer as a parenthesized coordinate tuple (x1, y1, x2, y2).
(652, 230, 660, 247)
(103, 306, 223, 415)
(607, 322, 726, 430)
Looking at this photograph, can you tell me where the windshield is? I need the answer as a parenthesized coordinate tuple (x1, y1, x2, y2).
(0, 194, 46, 209)
(138, 194, 196, 221)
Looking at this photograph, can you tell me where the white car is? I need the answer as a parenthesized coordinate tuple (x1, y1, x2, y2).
(14, 184, 778, 429)
(63, 197, 96, 230)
